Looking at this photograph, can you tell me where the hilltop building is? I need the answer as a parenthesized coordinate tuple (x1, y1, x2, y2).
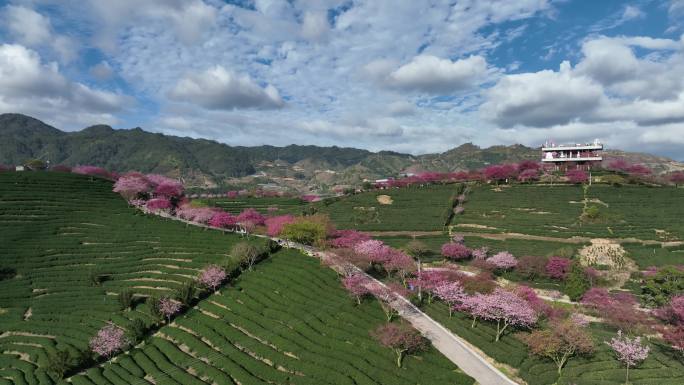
(541, 139, 603, 170)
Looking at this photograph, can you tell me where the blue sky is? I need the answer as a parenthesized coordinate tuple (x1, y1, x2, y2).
(1, 0, 684, 159)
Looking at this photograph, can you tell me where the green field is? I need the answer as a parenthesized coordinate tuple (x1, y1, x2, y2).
(68, 251, 472, 385)
(315, 184, 462, 231)
(0, 172, 471, 385)
(199, 196, 307, 215)
(455, 185, 684, 240)
(0, 172, 259, 384)
(424, 302, 684, 385)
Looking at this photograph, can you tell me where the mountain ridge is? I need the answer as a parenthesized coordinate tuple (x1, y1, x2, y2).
(2, 113, 682, 190)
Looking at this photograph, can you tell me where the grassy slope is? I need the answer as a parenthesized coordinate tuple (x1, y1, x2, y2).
(69, 252, 472, 385)
(316, 184, 460, 231)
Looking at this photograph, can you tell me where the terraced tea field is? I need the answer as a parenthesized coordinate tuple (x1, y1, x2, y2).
(316, 184, 462, 231)
(0, 173, 262, 384)
(69, 252, 473, 385)
(424, 302, 684, 385)
(200, 196, 306, 216)
(455, 184, 684, 241)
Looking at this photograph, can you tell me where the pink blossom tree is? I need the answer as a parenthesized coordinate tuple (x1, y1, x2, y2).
(197, 265, 227, 292)
(237, 208, 266, 226)
(451, 234, 465, 244)
(89, 323, 127, 358)
(459, 293, 490, 328)
(208, 211, 238, 229)
(545, 257, 572, 280)
(371, 323, 428, 368)
(434, 281, 465, 316)
(329, 230, 372, 248)
(606, 330, 650, 384)
(471, 247, 489, 260)
(145, 197, 172, 212)
(441, 242, 471, 261)
(113, 174, 151, 200)
(518, 168, 540, 183)
(487, 251, 518, 271)
(367, 282, 405, 322)
(264, 215, 296, 237)
(154, 181, 184, 199)
(516, 285, 554, 319)
(384, 249, 416, 284)
(407, 270, 449, 303)
(475, 288, 538, 341)
(483, 164, 517, 183)
(566, 169, 589, 184)
(354, 240, 393, 267)
(669, 171, 684, 187)
(342, 274, 371, 304)
(73, 165, 112, 180)
(158, 297, 182, 324)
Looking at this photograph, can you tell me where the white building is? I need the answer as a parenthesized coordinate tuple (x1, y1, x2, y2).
(541, 139, 603, 170)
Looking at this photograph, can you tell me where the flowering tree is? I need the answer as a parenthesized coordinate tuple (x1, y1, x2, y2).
(342, 274, 371, 304)
(154, 181, 184, 199)
(367, 282, 406, 322)
(329, 230, 371, 248)
(90, 323, 127, 358)
(570, 313, 591, 327)
(434, 281, 465, 316)
(208, 211, 238, 228)
(354, 240, 393, 266)
(669, 171, 684, 187)
(158, 297, 182, 324)
(237, 208, 266, 226)
(545, 257, 572, 280)
(566, 169, 589, 184)
(471, 247, 489, 260)
(476, 288, 538, 341)
(146, 197, 172, 212)
(198, 265, 227, 291)
(113, 174, 151, 200)
(301, 194, 321, 202)
(264, 215, 296, 236)
(73, 165, 112, 179)
(176, 206, 217, 224)
(518, 168, 540, 183)
(451, 233, 465, 244)
(459, 293, 490, 328)
(441, 242, 471, 261)
(487, 251, 518, 271)
(483, 164, 517, 183)
(606, 331, 650, 384)
(517, 255, 548, 280)
(516, 285, 554, 319)
(371, 323, 427, 368)
(517, 160, 541, 173)
(407, 270, 449, 303)
(522, 319, 594, 375)
(384, 250, 416, 284)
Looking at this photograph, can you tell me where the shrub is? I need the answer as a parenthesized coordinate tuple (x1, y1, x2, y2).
(487, 251, 517, 270)
(118, 289, 133, 311)
(517, 255, 548, 280)
(563, 262, 590, 301)
(231, 242, 261, 271)
(642, 266, 684, 306)
(545, 257, 572, 280)
(441, 242, 471, 261)
(282, 219, 328, 245)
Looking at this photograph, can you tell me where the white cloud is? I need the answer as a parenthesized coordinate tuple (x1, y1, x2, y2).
(368, 55, 490, 94)
(2, 5, 77, 63)
(301, 11, 330, 42)
(90, 61, 114, 80)
(481, 61, 603, 127)
(168, 66, 284, 110)
(0, 44, 130, 127)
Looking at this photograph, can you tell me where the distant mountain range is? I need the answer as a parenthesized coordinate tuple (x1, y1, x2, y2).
(2, 113, 682, 191)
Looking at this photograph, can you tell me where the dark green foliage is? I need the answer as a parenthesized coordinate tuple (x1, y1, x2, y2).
(118, 289, 133, 311)
(642, 266, 684, 306)
(46, 350, 74, 380)
(281, 220, 327, 245)
(127, 318, 147, 342)
(0, 267, 16, 281)
(563, 262, 591, 301)
(175, 282, 196, 306)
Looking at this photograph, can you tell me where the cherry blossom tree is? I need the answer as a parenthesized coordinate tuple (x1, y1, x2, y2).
(329, 230, 371, 248)
(237, 208, 266, 226)
(154, 181, 184, 199)
(458, 293, 490, 328)
(434, 281, 465, 316)
(198, 265, 227, 292)
(113, 174, 151, 200)
(367, 282, 406, 322)
(208, 211, 238, 228)
(669, 171, 684, 187)
(515, 285, 554, 319)
(265, 215, 296, 237)
(158, 297, 182, 324)
(384, 249, 416, 284)
(487, 251, 518, 271)
(517, 160, 541, 173)
(73, 165, 112, 179)
(90, 323, 127, 358)
(407, 270, 449, 303)
(663, 326, 684, 354)
(566, 169, 589, 184)
(354, 240, 393, 266)
(441, 242, 471, 261)
(451, 233, 465, 244)
(342, 274, 371, 304)
(371, 323, 428, 368)
(483, 164, 517, 183)
(606, 330, 650, 384)
(471, 247, 489, 260)
(518, 168, 540, 183)
(545, 257, 572, 280)
(146, 197, 172, 212)
(522, 319, 594, 375)
(475, 288, 538, 341)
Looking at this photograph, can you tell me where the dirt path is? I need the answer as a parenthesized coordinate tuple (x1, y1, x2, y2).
(370, 230, 683, 247)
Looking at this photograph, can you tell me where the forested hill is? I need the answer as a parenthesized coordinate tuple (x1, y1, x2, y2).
(2, 113, 682, 189)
